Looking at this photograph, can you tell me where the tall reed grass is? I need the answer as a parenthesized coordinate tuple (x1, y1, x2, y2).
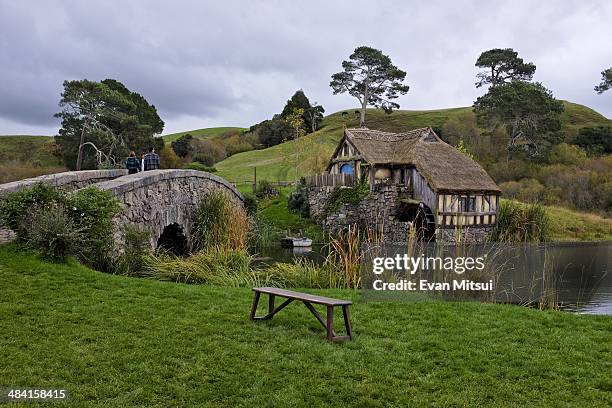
(492, 200, 551, 243)
(191, 192, 250, 252)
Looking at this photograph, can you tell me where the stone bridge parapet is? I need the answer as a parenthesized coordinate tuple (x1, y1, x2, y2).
(0, 169, 128, 243)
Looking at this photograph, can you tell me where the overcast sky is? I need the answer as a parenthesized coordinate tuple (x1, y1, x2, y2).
(1, 0, 611, 136)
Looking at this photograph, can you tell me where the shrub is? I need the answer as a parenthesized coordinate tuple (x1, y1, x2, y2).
(184, 162, 217, 172)
(115, 224, 152, 275)
(159, 146, 182, 169)
(0, 183, 64, 233)
(170, 134, 193, 158)
(225, 142, 253, 156)
(499, 178, 545, 203)
(25, 204, 84, 262)
(574, 126, 612, 154)
(191, 139, 226, 164)
(192, 192, 250, 251)
(66, 187, 122, 270)
(492, 200, 551, 242)
(192, 153, 216, 167)
(547, 143, 587, 165)
(255, 180, 278, 198)
(287, 181, 310, 218)
(486, 159, 539, 183)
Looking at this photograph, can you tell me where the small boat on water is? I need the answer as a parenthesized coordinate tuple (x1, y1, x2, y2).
(280, 236, 313, 248)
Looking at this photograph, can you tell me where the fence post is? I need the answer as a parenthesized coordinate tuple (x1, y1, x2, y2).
(253, 167, 257, 194)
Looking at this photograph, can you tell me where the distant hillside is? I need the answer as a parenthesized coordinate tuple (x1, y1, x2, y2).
(161, 127, 247, 142)
(0, 136, 58, 166)
(214, 101, 611, 183)
(0, 135, 65, 183)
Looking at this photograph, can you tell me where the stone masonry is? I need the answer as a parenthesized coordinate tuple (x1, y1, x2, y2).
(93, 169, 244, 250)
(308, 184, 413, 244)
(307, 184, 493, 244)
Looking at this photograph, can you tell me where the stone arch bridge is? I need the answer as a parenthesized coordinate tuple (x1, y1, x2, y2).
(0, 169, 244, 249)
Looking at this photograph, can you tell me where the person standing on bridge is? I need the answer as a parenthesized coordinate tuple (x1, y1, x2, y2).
(143, 147, 160, 171)
(126, 151, 141, 174)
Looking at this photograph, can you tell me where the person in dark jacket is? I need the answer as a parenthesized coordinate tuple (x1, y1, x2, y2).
(143, 147, 160, 171)
(126, 151, 140, 174)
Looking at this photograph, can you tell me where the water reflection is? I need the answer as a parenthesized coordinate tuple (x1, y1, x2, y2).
(255, 242, 612, 315)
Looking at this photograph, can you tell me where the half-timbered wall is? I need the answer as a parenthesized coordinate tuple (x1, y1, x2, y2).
(329, 139, 361, 175)
(436, 192, 499, 228)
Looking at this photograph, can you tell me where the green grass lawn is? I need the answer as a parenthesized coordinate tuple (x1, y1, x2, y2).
(547, 205, 612, 241)
(161, 127, 247, 143)
(256, 187, 324, 242)
(1, 245, 610, 407)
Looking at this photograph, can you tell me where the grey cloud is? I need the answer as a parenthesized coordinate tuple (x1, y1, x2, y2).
(0, 0, 610, 135)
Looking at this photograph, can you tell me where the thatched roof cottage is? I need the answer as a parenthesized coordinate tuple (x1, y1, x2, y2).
(307, 127, 501, 242)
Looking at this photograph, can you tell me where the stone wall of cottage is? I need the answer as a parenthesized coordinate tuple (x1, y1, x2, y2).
(307, 184, 493, 244)
(307, 184, 413, 244)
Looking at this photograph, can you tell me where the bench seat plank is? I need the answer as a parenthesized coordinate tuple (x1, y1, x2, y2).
(253, 287, 352, 306)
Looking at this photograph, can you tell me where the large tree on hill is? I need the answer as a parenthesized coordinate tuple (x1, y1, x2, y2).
(473, 81, 564, 158)
(475, 48, 536, 88)
(55, 79, 164, 170)
(595, 67, 612, 93)
(330, 46, 409, 127)
(306, 103, 325, 132)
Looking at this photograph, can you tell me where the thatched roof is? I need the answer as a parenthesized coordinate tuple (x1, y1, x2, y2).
(340, 127, 501, 193)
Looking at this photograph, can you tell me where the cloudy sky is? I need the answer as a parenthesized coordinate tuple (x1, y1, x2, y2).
(1, 0, 611, 135)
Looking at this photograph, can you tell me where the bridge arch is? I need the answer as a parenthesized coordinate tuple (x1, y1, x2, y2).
(92, 169, 244, 250)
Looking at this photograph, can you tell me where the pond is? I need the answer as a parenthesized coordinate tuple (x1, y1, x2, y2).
(254, 242, 612, 315)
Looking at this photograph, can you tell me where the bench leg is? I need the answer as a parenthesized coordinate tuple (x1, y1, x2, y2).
(326, 306, 334, 341)
(249, 291, 261, 320)
(268, 294, 275, 315)
(342, 305, 353, 340)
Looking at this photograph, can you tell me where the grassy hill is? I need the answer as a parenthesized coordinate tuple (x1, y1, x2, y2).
(215, 101, 611, 183)
(1, 245, 610, 406)
(0, 135, 57, 165)
(0, 135, 65, 183)
(161, 126, 247, 142)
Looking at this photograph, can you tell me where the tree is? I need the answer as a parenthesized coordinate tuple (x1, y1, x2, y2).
(280, 90, 325, 133)
(595, 67, 612, 94)
(473, 81, 564, 158)
(171, 134, 194, 157)
(330, 46, 409, 127)
(285, 108, 307, 180)
(306, 103, 325, 132)
(574, 126, 612, 154)
(257, 117, 293, 147)
(55, 79, 164, 170)
(475, 48, 536, 88)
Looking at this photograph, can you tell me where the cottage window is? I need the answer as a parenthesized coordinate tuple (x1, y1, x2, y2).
(459, 196, 476, 212)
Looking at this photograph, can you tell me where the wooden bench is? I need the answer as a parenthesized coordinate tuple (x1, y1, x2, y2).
(249, 287, 353, 342)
